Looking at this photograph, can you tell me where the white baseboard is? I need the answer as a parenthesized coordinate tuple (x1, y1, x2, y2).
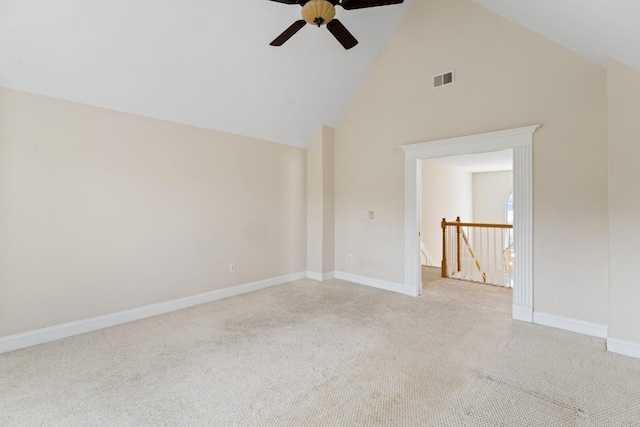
(334, 271, 414, 296)
(513, 304, 533, 323)
(533, 312, 608, 338)
(607, 338, 640, 359)
(306, 271, 336, 282)
(0, 271, 307, 354)
(307, 271, 323, 281)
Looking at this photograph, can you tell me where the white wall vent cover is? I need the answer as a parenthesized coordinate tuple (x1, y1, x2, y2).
(433, 70, 455, 88)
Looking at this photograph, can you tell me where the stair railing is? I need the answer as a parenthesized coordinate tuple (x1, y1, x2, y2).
(441, 217, 514, 287)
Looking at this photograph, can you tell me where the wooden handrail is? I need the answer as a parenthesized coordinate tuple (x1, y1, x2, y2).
(442, 217, 504, 282)
(442, 221, 513, 229)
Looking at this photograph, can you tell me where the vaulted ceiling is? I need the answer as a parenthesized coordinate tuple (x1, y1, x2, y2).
(472, 0, 640, 70)
(1, 0, 639, 148)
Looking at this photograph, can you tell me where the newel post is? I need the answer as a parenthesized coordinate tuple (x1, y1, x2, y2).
(441, 218, 447, 278)
(456, 217, 461, 272)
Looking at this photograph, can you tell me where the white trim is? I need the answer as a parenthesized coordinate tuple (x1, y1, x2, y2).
(513, 304, 533, 323)
(607, 338, 640, 359)
(306, 271, 336, 282)
(401, 125, 539, 316)
(404, 157, 422, 296)
(513, 145, 533, 310)
(0, 271, 307, 354)
(307, 271, 323, 281)
(533, 312, 608, 338)
(401, 125, 540, 158)
(334, 271, 415, 296)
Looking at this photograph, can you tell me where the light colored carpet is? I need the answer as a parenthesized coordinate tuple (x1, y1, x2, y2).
(2, 268, 640, 426)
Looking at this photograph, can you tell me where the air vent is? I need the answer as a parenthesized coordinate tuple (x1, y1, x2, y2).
(433, 70, 455, 88)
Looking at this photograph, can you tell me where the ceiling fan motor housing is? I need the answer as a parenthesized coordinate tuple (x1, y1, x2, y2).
(301, 0, 336, 26)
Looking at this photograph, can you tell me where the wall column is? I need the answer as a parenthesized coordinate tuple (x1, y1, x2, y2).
(307, 125, 335, 280)
(513, 145, 533, 321)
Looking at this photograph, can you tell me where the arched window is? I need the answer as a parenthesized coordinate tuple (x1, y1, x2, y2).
(505, 191, 514, 225)
(504, 191, 515, 279)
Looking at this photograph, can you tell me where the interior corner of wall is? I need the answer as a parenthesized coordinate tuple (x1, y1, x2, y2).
(321, 124, 336, 135)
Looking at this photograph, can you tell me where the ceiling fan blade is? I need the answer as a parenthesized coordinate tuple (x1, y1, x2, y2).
(340, 0, 404, 10)
(326, 19, 358, 50)
(270, 20, 307, 46)
(268, 0, 301, 4)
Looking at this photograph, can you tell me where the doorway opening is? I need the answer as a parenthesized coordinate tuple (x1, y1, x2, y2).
(401, 126, 539, 322)
(421, 150, 513, 288)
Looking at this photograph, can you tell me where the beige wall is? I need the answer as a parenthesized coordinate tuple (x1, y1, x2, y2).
(307, 125, 335, 275)
(0, 87, 307, 337)
(421, 161, 473, 265)
(473, 171, 513, 224)
(322, 127, 335, 273)
(307, 130, 324, 274)
(607, 57, 640, 343)
(5, 0, 636, 351)
(334, 0, 609, 324)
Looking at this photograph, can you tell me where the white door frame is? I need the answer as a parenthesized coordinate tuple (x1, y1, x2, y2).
(400, 125, 539, 322)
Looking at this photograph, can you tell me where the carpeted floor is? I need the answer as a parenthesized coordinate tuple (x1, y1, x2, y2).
(2, 268, 640, 426)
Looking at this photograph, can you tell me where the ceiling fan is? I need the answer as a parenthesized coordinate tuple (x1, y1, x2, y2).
(269, 0, 405, 50)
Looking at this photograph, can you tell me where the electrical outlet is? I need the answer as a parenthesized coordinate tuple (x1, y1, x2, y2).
(229, 263, 236, 272)
(348, 254, 353, 261)
(361, 211, 368, 219)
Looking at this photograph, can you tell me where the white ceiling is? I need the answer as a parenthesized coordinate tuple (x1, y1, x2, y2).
(471, 0, 640, 70)
(1, 1, 639, 148)
(426, 150, 513, 173)
(0, 0, 412, 148)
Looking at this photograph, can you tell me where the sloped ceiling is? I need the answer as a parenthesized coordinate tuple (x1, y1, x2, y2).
(0, 0, 412, 148)
(1, 0, 639, 148)
(471, 0, 640, 70)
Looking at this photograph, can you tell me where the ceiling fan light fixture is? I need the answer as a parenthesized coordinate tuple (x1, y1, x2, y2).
(301, 0, 336, 27)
